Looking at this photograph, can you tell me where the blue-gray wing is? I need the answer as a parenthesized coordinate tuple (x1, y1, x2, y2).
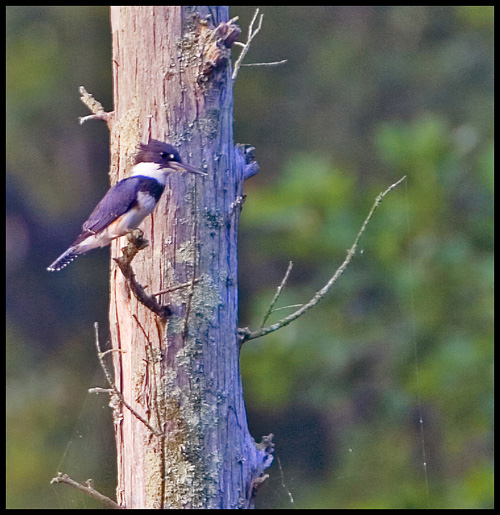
(74, 177, 141, 243)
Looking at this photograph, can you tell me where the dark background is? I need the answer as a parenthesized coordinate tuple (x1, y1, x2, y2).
(6, 6, 493, 509)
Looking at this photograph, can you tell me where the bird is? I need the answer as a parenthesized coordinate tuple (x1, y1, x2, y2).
(47, 140, 206, 272)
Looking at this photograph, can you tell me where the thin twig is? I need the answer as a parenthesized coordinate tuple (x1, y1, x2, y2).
(88, 387, 113, 394)
(241, 59, 288, 68)
(98, 348, 124, 358)
(232, 8, 262, 80)
(232, 9, 287, 79)
(277, 457, 295, 505)
(271, 304, 303, 313)
(151, 278, 201, 297)
(50, 472, 122, 509)
(239, 176, 407, 343)
(93, 322, 163, 437)
(131, 314, 164, 436)
(261, 261, 294, 327)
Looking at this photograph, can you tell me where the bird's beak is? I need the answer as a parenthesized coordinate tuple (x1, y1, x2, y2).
(169, 162, 207, 176)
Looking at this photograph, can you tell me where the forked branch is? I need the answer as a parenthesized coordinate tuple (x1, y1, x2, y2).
(238, 176, 407, 344)
(232, 8, 287, 80)
(78, 86, 114, 127)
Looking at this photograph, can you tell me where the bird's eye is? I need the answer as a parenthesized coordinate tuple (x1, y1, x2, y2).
(160, 152, 176, 160)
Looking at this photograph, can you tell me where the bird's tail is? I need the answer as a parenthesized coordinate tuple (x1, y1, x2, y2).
(47, 246, 82, 272)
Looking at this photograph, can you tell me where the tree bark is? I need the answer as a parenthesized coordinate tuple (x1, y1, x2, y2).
(108, 6, 272, 509)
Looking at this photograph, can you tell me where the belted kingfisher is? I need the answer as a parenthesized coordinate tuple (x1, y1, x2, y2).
(47, 140, 206, 272)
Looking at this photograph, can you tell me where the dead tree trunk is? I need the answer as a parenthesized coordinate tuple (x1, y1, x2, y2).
(108, 6, 272, 509)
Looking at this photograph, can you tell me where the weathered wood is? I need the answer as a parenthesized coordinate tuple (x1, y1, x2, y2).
(108, 6, 272, 508)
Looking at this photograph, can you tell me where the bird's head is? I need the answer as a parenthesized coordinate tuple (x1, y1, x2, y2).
(135, 140, 207, 176)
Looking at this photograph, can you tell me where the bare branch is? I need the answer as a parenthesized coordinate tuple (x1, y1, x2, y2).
(238, 176, 407, 343)
(93, 322, 163, 437)
(232, 9, 286, 80)
(151, 278, 201, 297)
(88, 387, 113, 394)
(261, 261, 294, 327)
(271, 304, 303, 313)
(241, 59, 288, 68)
(113, 230, 172, 320)
(50, 472, 122, 509)
(78, 86, 114, 126)
(232, 9, 263, 80)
